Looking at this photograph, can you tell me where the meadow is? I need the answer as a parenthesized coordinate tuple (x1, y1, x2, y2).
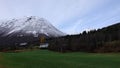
(0, 50, 120, 68)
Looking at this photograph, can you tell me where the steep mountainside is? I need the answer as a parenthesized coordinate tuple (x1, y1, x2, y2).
(0, 16, 66, 49)
(0, 16, 65, 37)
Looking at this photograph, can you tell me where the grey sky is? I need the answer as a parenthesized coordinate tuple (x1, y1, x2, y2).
(0, 0, 120, 34)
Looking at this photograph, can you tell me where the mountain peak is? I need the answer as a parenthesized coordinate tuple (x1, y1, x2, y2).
(0, 16, 66, 37)
(26, 16, 40, 20)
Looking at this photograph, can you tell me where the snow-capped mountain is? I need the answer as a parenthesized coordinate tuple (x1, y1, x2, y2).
(0, 16, 66, 37)
(0, 16, 66, 48)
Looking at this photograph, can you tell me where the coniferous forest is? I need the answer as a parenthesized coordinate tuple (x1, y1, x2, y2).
(48, 23, 120, 53)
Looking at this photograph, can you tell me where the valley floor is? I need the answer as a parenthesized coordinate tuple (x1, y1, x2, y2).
(0, 50, 120, 68)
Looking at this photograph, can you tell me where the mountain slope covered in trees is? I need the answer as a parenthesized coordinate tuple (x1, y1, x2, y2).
(48, 23, 120, 53)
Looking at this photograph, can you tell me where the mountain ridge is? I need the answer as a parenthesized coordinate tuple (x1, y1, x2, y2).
(0, 16, 66, 37)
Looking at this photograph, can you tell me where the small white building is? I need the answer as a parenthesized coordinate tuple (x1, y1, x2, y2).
(20, 43, 27, 46)
(39, 43, 49, 49)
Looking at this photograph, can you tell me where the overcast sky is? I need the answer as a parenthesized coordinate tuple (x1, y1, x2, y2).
(0, 0, 120, 34)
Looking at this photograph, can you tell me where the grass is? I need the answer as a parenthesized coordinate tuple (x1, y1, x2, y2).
(0, 50, 120, 68)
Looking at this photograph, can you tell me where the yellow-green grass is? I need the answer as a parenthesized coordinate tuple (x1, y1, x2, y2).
(0, 50, 120, 68)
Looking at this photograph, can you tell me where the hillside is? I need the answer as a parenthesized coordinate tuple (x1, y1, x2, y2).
(48, 23, 120, 53)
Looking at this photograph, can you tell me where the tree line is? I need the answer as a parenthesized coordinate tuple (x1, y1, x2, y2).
(48, 23, 120, 53)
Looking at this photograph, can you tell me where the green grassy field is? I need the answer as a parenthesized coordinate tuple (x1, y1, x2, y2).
(0, 50, 120, 68)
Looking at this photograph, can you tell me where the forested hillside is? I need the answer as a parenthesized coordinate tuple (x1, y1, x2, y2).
(48, 23, 120, 53)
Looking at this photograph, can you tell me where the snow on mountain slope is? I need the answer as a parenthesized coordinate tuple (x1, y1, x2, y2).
(0, 16, 66, 37)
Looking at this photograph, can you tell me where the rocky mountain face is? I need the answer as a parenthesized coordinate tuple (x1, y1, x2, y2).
(0, 16, 66, 48)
